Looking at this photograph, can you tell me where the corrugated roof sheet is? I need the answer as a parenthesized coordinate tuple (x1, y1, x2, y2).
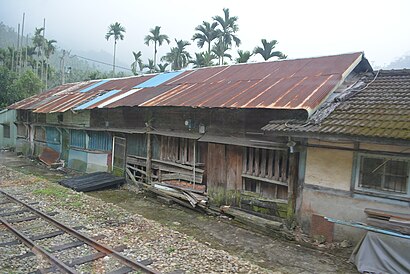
(134, 71, 184, 88)
(138, 52, 364, 115)
(9, 52, 367, 115)
(262, 69, 410, 141)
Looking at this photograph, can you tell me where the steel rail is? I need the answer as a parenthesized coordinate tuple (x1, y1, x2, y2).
(0, 190, 161, 274)
(0, 213, 78, 274)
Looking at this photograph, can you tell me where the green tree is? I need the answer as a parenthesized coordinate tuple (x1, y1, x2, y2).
(131, 51, 143, 75)
(144, 59, 157, 73)
(191, 52, 217, 68)
(236, 50, 252, 63)
(212, 40, 232, 65)
(253, 39, 286, 61)
(192, 21, 219, 55)
(157, 63, 169, 72)
(105, 22, 126, 74)
(161, 39, 192, 71)
(44, 39, 57, 88)
(144, 26, 170, 68)
(0, 67, 43, 108)
(213, 8, 241, 64)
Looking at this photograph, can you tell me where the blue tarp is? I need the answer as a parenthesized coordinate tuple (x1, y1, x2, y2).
(134, 71, 184, 88)
(79, 79, 110, 93)
(74, 90, 120, 110)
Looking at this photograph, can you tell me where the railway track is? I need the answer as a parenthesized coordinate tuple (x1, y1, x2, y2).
(0, 189, 164, 274)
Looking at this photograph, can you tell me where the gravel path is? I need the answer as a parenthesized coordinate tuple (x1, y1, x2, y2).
(0, 164, 272, 273)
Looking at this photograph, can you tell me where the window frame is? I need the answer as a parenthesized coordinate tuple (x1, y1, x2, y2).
(3, 123, 10, 139)
(354, 153, 410, 199)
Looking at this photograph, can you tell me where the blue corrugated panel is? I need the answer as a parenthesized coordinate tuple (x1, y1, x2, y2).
(88, 131, 112, 151)
(46, 127, 61, 152)
(74, 90, 120, 110)
(134, 71, 184, 88)
(79, 79, 110, 93)
(70, 129, 86, 148)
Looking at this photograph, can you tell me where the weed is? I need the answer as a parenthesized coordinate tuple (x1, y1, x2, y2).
(32, 185, 69, 198)
(166, 247, 176, 254)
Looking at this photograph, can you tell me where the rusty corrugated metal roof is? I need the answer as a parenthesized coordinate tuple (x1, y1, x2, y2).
(139, 52, 364, 116)
(9, 52, 367, 116)
(262, 69, 410, 141)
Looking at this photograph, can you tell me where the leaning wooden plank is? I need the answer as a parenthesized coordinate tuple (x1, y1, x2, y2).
(155, 182, 205, 194)
(365, 208, 410, 221)
(367, 218, 410, 235)
(220, 206, 283, 233)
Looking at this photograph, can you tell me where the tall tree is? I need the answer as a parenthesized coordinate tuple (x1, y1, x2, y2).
(44, 39, 57, 89)
(161, 39, 191, 71)
(236, 50, 252, 63)
(192, 21, 219, 55)
(212, 39, 232, 65)
(191, 52, 217, 68)
(131, 51, 143, 75)
(253, 39, 286, 61)
(144, 59, 157, 74)
(157, 63, 169, 72)
(32, 27, 45, 76)
(213, 8, 241, 64)
(105, 22, 126, 74)
(144, 26, 170, 68)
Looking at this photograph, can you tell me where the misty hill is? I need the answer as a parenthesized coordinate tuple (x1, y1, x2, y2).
(0, 22, 131, 74)
(384, 54, 410, 69)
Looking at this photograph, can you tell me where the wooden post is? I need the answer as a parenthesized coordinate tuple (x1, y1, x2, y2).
(287, 152, 298, 220)
(146, 122, 152, 185)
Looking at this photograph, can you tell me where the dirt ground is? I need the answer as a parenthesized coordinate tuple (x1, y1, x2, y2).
(0, 151, 358, 273)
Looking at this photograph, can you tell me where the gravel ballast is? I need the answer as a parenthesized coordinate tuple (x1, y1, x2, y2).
(0, 165, 271, 273)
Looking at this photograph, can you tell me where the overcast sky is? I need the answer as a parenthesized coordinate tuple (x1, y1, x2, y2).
(1, 0, 410, 69)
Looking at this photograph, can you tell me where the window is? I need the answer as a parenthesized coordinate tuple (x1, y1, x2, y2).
(70, 130, 86, 148)
(17, 124, 27, 137)
(160, 136, 197, 164)
(46, 127, 60, 144)
(242, 147, 289, 200)
(34, 126, 45, 142)
(357, 154, 409, 197)
(3, 124, 10, 138)
(88, 131, 112, 151)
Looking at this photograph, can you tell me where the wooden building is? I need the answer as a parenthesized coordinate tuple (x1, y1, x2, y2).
(263, 69, 410, 241)
(8, 52, 379, 235)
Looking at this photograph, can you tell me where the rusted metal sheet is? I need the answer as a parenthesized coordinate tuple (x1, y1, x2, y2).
(9, 52, 365, 116)
(39, 147, 60, 166)
(105, 85, 178, 108)
(141, 53, 363, 115)
(262, 69, 410, 141)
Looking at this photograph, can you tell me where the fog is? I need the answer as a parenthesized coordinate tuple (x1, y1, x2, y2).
(1, 0, 410, 68)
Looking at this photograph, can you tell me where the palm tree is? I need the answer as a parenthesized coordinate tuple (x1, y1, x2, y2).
(236, 50, 252, 63)
(105, 22, 126, 74)
(192, 21, 219, 55)
(131, 51, 143, 75)
(213, 8, 241, 64)
(144, 59, 157, 74)
(32, 27, 45, 76)
(44, 39, 57, 89)
(144, 26, 170, 68)
(191, 52, 217, 68)
(161, 39, 192, 71)
(253, 39, 286, 61)
(157, 63, 169, 72)
(212, 39, 232, 65)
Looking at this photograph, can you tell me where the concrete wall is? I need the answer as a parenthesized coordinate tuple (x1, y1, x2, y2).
(68, 149, 110, 173)
(305, 146, 353, 191)
(0, 109, 17, 148)
(300, 139, 410, 242)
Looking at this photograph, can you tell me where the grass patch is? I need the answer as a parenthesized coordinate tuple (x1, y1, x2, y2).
(166, 247, 176, 254)
(32, 185, 70, 199)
